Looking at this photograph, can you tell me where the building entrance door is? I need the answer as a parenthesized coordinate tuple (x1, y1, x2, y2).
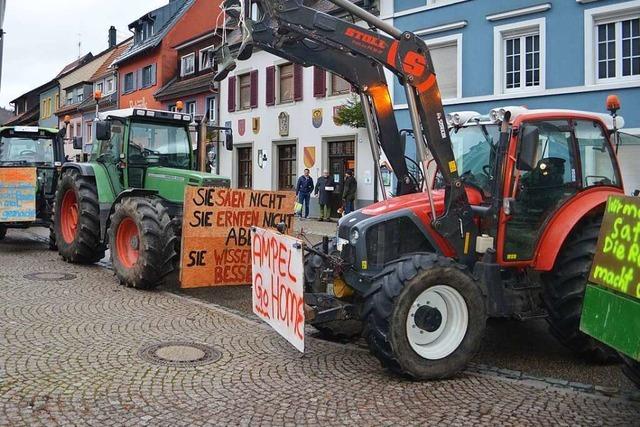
(327, 140, 355, 217)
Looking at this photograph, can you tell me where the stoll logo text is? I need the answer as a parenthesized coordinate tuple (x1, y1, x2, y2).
(344, 28, 386, 50)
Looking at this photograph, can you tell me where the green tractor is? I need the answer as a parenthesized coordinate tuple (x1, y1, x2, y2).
(53, 108, 231, 289)
(0, 126, 66, 246)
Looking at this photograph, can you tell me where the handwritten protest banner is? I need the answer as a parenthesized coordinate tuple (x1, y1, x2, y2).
(180, 187, 296, 288)
(0, 168, 37, 223)
(580, 195, 640, 360)
(589, 195, 640, 300)
(251, 227, 305, 352)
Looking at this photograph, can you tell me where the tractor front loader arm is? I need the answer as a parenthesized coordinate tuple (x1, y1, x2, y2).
(217, 0, 476, 260)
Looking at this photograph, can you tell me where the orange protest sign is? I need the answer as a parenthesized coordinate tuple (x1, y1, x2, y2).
(180, 187, 296, 288)
(0, 168, 37, 223)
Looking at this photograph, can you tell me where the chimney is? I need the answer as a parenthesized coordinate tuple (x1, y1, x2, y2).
(108, 26, 116, 48)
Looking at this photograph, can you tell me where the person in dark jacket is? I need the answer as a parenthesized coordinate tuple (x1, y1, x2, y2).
(342, 169, 357, 215)
(295, 168, 314, 219)
(314, 169, 335, 221)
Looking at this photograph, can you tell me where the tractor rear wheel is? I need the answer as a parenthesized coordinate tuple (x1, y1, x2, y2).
(363, 253, 486, 379)
(543, 216, 618, 363)
(54, 170, 105, 264)
(108, 197, 178, 290)
(0, 225, 6, 240)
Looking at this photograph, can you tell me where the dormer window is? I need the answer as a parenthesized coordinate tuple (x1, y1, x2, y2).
(200, 46, 215, 71)
(181, 53, 196, 77)
(138, 20, 155, 42)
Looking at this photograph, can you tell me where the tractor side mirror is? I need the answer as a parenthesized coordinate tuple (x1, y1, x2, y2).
(72, 137, 83, 150)
(95, 120, 111, 141)
(517, 126, 540, 171)
(224, 129, 233, 151)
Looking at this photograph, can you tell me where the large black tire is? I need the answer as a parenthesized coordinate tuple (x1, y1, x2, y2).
(363, 253, 486, 380)
(543, 215, 618, 363)
(304, 238, 363, 340)
(54, 170, 105, 264)
(108, 197, 178, 290)
(48, 223, 57, 251)
(0, 225, 6, 240)
(621, 355, 640, 388)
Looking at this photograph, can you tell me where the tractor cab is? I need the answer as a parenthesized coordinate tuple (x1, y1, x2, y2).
(92, 108, 230, 205)
(444, 107, 623, 264)
(0, 126, 65, 239)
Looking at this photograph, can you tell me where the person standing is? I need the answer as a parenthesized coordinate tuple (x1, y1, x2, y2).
(295, 168, 314, 219)
(342, 169, 357, 215)
(314, 169, 335, 222)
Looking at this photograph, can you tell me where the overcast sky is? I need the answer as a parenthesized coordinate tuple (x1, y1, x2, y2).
(0, 0, 170, 109)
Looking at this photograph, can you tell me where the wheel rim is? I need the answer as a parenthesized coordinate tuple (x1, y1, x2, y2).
(115, 217, 140, 268)
(406, 285, 469, 360)
(60, 190, 79, 244)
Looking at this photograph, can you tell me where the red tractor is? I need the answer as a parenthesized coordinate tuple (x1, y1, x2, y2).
(217, 0, 625, 379)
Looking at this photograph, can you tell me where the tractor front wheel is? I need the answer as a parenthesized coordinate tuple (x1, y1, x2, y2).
(544, 216, 618, 363)
(363, 253, 486, 379)
(54, 170, 104, 263)
(108, 197, 178, 290)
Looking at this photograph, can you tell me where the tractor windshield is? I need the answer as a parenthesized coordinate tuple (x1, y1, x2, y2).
(449, 124, 500, 194)
(0, 136, 55, 166)
(128, 121, 191, 169)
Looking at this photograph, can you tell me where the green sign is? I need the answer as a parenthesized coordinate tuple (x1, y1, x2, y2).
(589, 195, 640, 300)
(580, 195, 640, 361)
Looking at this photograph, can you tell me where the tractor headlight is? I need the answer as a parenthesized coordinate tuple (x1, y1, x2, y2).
(350, 228, 360, 245)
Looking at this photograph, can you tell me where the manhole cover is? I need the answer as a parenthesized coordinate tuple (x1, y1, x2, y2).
(23, 272, 77, 281)
(138, 342, 221, 367)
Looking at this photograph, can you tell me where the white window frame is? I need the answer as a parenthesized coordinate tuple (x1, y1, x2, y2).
(106, 77, 115, 94)
(181, 53, 196, 77)
(200, 45, 215, 71)
(236, 69, 253, 111)
(187, 101, 197, 116)
(327, 72, 351, 97)
(277, 62, 295, 104)
(493, 17, 546, 95)
(95, 81, 104, 94)
(584, 0, 640, 86)
(208, 97, 217, 124)
(141, 65, 154, 88)
(424, 33, 463, 100)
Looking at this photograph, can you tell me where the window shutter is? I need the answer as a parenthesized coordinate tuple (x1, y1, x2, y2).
(293, 64, 303, 101)
(266, 66, 276, 106)
(250, 70, 259, 109)
(313, 66, 326, 98)
(151, 64, 157, 86)
(123, 75, 127, 92)
(137, 68, 143, 89)
(228, 76, 236, 112)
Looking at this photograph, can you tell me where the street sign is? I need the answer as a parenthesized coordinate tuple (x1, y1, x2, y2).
(251, 227, 305, 352)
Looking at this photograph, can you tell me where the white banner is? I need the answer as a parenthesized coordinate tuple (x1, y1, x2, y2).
(251, 227, 305, 352)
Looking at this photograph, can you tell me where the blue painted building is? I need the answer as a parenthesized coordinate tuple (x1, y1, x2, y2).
(384, 0, 640, 189)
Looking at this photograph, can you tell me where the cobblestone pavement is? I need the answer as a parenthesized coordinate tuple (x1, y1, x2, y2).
(1, 231, 639, 425)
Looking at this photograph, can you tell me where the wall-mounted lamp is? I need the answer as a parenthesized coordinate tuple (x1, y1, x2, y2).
(257, 149, 268, 168)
